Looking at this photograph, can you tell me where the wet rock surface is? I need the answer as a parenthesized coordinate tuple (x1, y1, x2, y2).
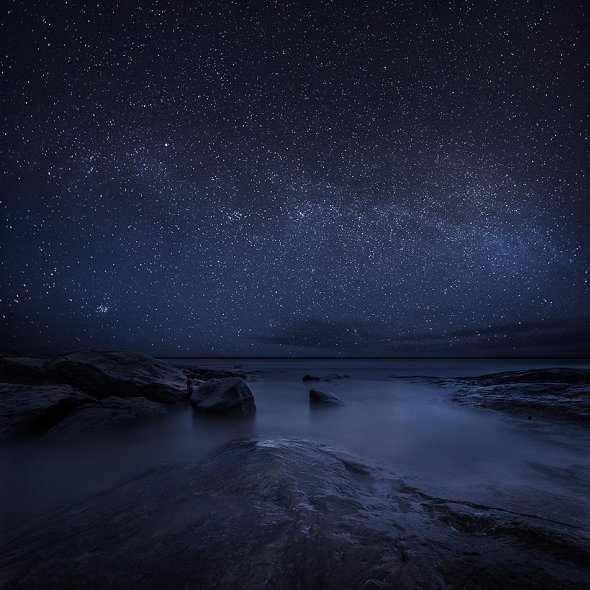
(1, 438, 588, 590)
(451, 368, 590, 423)
(309, 388, 343, 406)
(398, 368, 590, 424)
(190, 377, 256, 415)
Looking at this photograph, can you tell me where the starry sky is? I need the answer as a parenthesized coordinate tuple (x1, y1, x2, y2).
(1, 0, 588, 357)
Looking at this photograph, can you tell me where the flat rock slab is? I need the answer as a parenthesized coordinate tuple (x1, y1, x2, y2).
(1, 438, 588, 589)
(190, 377, 256, 415)
(309, 388, 343, 405)
(451, 368, 590, 423)
(0, 383, 92, 439)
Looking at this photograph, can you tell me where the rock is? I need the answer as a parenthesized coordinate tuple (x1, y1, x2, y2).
(43, 396, 169, 439)
(45, 351, 187, 403)
(185, 367, 245, 380)
(1, 438, 588, 589)
(309, 388, 343, 405)
(190, 377, 256, 415)
(0, 355, 49, 384)
(304, 374, 351, 382)
(302, 374, 322, 382)
(458, 368, 590, 386)
(449, 368, 590, 423)
(0, 383, 92, 439)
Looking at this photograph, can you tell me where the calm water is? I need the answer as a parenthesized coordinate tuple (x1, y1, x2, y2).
(2, 359, 590, 531)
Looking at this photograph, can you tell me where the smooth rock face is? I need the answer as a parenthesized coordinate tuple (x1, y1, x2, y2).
(190, 377, 256, 415)
(309, 388, 342, 405)
(0, 384, 92, 439)
(45, 351, 187, 403)
(1, 438, 588, 590)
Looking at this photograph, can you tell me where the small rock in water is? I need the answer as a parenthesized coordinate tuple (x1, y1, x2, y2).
(190, 377, 256, 415)
(302, 374, 322, 382)
(309, 388, 343, 406)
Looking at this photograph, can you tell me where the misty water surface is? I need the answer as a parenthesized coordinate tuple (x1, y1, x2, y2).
(2, 359, 589, 531)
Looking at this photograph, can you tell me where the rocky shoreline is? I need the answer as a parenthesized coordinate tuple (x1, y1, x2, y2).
(398, 367, 590, 424)
(1, 353, 589, 588)
(2, 437, 589, 590)
(0, 351, 248, 440)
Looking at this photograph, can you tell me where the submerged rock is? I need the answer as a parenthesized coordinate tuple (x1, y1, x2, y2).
(302, 374, 322, 382)
(190, 377, 256, 415)
(303, 374, 350, 382)
(309, 388, 343, 406)
(0, 383, 92, 439)
(1, 438, 588, 589)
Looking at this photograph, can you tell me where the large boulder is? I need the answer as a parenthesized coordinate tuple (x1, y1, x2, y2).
(309, 388, 343, 406)
(190, 377, 255, 415)
(44, 351, 187, 403)
(0, 383, 92, 439)
(2, 438, 589, 589)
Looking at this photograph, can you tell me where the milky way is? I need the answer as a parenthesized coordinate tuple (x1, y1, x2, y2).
(1, 1, 588, 356)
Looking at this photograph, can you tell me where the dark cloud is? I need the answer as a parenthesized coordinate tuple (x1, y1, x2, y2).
(257, 317, 590, 357)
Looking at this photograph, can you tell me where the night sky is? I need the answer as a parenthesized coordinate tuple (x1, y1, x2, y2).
(1, 1, 588, 357)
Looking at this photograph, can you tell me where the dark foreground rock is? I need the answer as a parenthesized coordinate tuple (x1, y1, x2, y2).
(0, 384, 91, 439)
(1, 438, 588, 590)
(309, 388, 343, 406)
(190, 377, 256, 415)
